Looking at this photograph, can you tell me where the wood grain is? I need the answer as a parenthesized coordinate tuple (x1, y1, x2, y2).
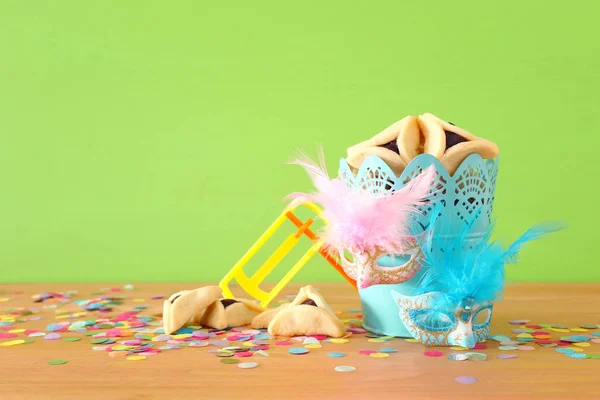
(0, 282, 599, 400)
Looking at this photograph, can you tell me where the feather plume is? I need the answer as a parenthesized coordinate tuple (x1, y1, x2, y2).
(415, 212, 565, 312)
(286, 148, 436, 255)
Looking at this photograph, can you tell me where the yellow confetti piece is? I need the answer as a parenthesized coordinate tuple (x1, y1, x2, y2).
(450, 346, 468, 351)
(516, 333, 533, 338)
(569, 328, 588, 332)
(72, 312, 87, 318)
(8, 329, 25, 333)
(172, 334, 191, 340)
(549, 328, 570, 333)
(55, 315, 69, 320)
(111, 345, 132, 351)
(565, 347, 584, 352)
(126, 355, 147, 361)
(573, 342, 591, 347)
(0, 340, 25, 347)
(369, 352, 389, 358)
(368, 339, 384, 343)
(304, 344, 322, 349)
(329, 338, 349, 344)
(242, 341, 254, 347)
(404, 338, 419, 343)
(0, 298, 11, 302)
(380, 336, 394, 340)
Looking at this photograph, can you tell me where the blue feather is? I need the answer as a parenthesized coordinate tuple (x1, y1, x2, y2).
(503, 221, 567, 264)
(415, 211, 565, 312)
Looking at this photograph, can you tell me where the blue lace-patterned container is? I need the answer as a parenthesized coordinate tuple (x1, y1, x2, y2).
(339, 153, 499, 337)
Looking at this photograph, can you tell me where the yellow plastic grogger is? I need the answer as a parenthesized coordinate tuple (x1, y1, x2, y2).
(219, 202, 356, 308)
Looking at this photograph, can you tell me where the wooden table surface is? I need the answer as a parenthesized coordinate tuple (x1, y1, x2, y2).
(0, 282, 599, 400)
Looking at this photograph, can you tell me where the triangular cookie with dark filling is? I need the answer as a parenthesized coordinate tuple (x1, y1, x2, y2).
(419, 113, 499, 175)
(196, 298, 265, 330)
(346, 116, 419, 176)
(162, 286, 222, 335)
(251, 303, 291, 329)
(267, 285, 347, 338)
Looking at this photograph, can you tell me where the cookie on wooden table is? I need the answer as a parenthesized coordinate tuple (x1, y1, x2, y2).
(162, 286, 222, 335)
(197, 298, 265, 330)
(267, 285, 346, 338)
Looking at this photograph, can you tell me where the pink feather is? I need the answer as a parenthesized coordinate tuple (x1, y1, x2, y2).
(286, 148, 435, 256)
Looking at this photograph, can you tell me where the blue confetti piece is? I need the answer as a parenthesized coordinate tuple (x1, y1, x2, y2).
(288, 347, 309, 355)
(566, 353, 586, 359)
(103, 339, 116, 344)
(46, 323, 63, 332)
(254, 333, 270, 340)
(173, 327, 193, 334)
(379, 348, 398, 353)
(555, 348, 575, 354)
(592, 332, 600, 337)
(569, 335, 590, 342)
(347, 309, 361, 313)
(327, 352, 346, 358)
(235, 336, 252, 342)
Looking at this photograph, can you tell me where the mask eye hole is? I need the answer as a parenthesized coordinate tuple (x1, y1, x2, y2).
(406, 308, 456, 332)
(473, 305, 493, 329)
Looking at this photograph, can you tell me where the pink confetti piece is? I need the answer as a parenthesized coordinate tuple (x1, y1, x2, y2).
(497, 354, 518, 359)
(105, 329, 122, 337)
(236, 351, 253, 357)
(153, 334, 171, 342)
(44, 332, 61, 340)
(517, 346, 535, 351)
(275, 341, 293, 346)
(455, 376, 478, 384)
(0, 333, 17, 339)
(424, 351, 444, 357)
(358, 350, 377, 355)
(473, 343, 486, 350)
(309, 335, 327, 341)
(138, 351, 159, 356)
(252, 345, 269, 350)
(192, 332, 210, 340)
(509, 320, 530, 325)
(122, 340, 142, 346)
(348, 327, 368, 334)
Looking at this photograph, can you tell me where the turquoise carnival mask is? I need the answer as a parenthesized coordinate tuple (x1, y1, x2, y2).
(392, 206, 564, 348)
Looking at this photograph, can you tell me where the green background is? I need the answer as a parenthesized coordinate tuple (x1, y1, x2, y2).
(0, 1, 597, 283)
